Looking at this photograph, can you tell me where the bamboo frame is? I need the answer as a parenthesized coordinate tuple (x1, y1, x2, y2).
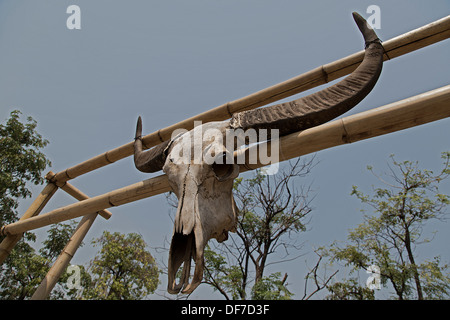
(51, 15, 450, 184)
(1, 175, 169, 236)
(19, 175, 111, 300)
(0, 172, 112, 265)
(0, 15, 447, 299)
(2, 84, 449, 237)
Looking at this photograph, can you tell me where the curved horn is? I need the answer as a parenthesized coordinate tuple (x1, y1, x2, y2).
(134, 116, 170, 173)
(229, 12, 384, 137)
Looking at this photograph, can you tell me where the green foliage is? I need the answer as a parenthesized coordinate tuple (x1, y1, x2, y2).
(0, 222, 79, 299)
(324, 153, 450, 300)
(0, 110, 51, 227)
(203, 245, 245, 300)
(251, 272, 293, 300)
(82, 231, 159, 300)
(1, 228, 160, 300)
(325, 278, 375, 300)
(0, 240, 49, 299)
(39, 221, 79, 261)
(419, 257, 450, 299)
(0, 110, 62, 300)
(204, 246, 293, 300)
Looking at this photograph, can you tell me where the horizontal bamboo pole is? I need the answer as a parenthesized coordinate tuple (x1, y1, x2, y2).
(238, 84, 450, 171)
(52, 15, 450, 183)
(31, 212, 98, 300)
(1, 85, 449, 236)
(0, 175, 169, 236)
(59, 183, 112, 220)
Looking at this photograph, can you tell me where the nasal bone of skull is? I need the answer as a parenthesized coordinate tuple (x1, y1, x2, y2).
(168, 225, 207, 294)
(165, 173, 208, 294)
(167, 170, 239, 294)
(167, 232, 193, 294)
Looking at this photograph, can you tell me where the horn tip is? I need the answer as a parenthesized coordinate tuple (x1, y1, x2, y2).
(135, 116, 142, 140)
(352, 11, 369, 30)
(351, 11, 363, 21)
(352, 11, 379, 44)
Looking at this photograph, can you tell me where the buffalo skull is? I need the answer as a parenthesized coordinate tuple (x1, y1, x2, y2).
(133, 12, 384, 294)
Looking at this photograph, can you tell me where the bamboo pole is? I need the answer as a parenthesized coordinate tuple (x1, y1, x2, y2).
(238, 84, 450, 171)
(59, 183, 112, 220)
(0, 175, 169, 236)
(31, 212, 98, 300)
(0, 180, 58, 264)
(1, 84, 449, 236)
(51, 15, 450, 183)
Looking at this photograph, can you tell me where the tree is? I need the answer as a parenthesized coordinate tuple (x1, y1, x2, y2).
(0, 240, 49, 299)
(1, 112, 160, 300)
(0, 110, 51, 299)
(0, 222, 79, 299)
(0, 110, 83, 300)
(200, 158, 316, 299)
(323, 152, 450, 300)
(0, 110, 51, 228)
(251, 272, 292, 300)
(81, 231, 159, 300)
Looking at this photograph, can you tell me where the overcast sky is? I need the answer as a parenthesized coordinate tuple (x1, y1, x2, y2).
(1, 1, 449, 299)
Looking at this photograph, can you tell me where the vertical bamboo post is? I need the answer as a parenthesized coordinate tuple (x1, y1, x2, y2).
(31, 212, 98, 300)
(0, 177, 58, 264)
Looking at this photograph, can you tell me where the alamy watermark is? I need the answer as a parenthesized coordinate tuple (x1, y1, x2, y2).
(66, 5, 81, 30)
(66, 264, 82, 291)
(167, 121, 280, 175)
(366, 264, 381, 290)
(66, 5, 382, 31)
(366, 5, 381, 30)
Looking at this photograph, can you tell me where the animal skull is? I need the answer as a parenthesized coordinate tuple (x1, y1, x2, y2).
(133, 12, 384, 294)
(164, 122, 239, 294)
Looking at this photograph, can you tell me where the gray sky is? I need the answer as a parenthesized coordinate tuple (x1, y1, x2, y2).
(1, 0, 449, 299)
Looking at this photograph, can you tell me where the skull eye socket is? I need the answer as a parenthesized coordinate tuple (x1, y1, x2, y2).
(212, 163, 233, 180)
(212, 152, 239, 182)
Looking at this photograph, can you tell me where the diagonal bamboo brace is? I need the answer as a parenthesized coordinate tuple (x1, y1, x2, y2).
(31, 212, 98, 300)
(45, 172, 112, 220)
